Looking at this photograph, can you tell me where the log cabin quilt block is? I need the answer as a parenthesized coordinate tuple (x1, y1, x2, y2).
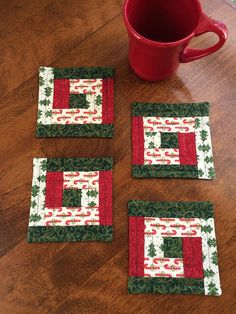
(128, 201, 221, 296)
(132, 103, 215, 179)
(28, 157, 113, 242)
(36, 66, 114, 137)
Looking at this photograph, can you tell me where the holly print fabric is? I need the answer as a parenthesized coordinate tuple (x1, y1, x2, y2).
(28, 158, 113, 242)
(132, 102, 215, 179)
(128, 201, 221, 296)
(36, 66, 114, 137)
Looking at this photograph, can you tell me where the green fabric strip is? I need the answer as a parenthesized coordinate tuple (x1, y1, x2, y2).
(128, 277, 205, 294)
(132, 102, 210, 117)
(128, 200, 214, 218)
(53, 67, 114, 79)
(69, 94, 89, 109)
(28, 226, 113, 242)
(46, 157, 113, 172)
(163, 237, 183, 258)
(160, 132, 179, 148)
(36, 124, 114, 138)
(62, 189, 82, 207)
(132, 165, 199, 178)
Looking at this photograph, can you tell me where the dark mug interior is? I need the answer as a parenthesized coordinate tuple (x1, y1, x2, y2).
(125, 0, 201, 43)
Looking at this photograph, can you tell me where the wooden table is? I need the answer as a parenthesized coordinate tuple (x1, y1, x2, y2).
(0, 0, 235, 313)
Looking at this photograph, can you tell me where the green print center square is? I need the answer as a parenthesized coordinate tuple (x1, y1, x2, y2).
(160, 132, 179, 148)
(63, 188, 82, 207)
(163, 237, 183, 258)
(69, 94, 89, 109)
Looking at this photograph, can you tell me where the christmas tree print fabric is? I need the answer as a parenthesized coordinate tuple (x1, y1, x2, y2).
(36, 66, 114, 137)
(132, 102, 215, 179)
(28, 157, 113, 242)
(128, 201, 221, 296)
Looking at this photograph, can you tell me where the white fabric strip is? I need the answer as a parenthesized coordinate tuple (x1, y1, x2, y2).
(143, 117, 195, 133)
(28, 158, 47, 227)
(37, 67, 54, 125)
(201, 218, 222, 295)
(195, 116, 215, 179)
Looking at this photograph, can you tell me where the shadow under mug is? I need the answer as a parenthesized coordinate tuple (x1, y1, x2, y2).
(123, 0, 228, 81)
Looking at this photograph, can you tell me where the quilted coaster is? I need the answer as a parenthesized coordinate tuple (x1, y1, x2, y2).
(128, 201, 221, 295)
(28, 157, 113, 242)
(36, 66, 114, 137)
(132, 102, 215, 179)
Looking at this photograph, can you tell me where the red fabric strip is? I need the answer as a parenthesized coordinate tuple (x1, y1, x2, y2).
(99, 170, 112, 226)
(182, 237, 204, 278)
(129, 216, 145, 276)
(102, 78, 114, 124)
(53, 79, 70, 109)
(132, 116, 144, 165)
(178, 132, 197, 165)
(45, 172, 63, 208)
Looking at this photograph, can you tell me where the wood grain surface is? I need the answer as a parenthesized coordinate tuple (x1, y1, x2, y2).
(0, 0, 235, 313)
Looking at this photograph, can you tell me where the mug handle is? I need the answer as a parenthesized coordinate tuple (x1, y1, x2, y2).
(180, 14, 228, 63)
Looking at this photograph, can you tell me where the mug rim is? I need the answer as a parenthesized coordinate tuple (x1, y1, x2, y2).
(123, 0, 202, 47)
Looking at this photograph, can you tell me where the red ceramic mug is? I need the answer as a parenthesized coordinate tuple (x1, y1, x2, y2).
(123, 0, 228, 81)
